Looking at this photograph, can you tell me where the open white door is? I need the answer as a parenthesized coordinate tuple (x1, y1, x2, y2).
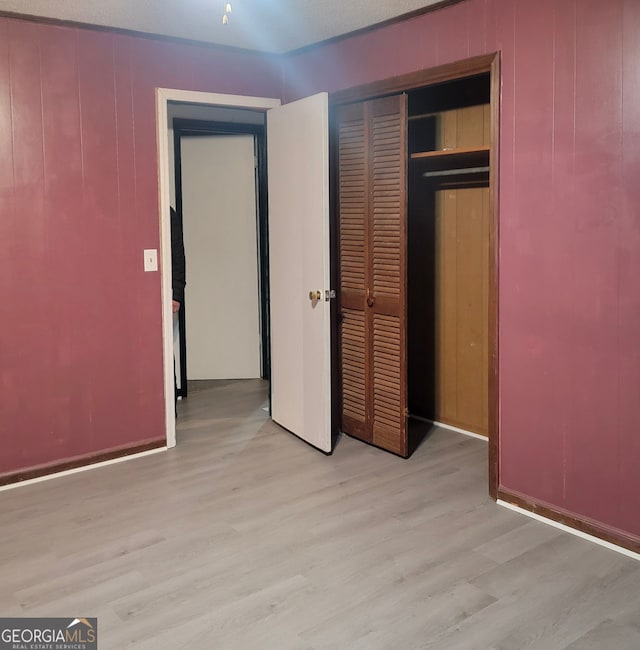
(267, 92, 332, 452)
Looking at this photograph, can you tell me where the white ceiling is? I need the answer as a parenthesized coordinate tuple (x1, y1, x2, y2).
(0, 0, 449, 53)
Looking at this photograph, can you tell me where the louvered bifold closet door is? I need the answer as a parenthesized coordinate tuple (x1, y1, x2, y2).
(337, 102, 368, 441)
(368, 94, 408, 456)
(337, 95, 408, 456)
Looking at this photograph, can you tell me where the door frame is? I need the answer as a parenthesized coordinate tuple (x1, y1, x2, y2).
(329, 53, 501, 498)
(156, 89, 281, 449)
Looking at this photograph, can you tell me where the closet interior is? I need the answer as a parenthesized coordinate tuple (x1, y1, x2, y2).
(407, 73, 491, 439)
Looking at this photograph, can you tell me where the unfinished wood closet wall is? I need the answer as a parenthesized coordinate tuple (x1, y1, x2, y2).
(408, 75, 490, 437)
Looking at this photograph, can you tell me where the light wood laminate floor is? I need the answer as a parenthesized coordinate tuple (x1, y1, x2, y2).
(1, 379, 639, 649)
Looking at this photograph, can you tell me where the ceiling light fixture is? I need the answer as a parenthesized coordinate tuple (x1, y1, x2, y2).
(222, 1, 232, 25)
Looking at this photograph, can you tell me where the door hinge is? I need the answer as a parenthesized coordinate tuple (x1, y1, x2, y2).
(325, 289, 336, 301)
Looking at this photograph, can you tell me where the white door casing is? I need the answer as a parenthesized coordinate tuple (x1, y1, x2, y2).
(157, 89, 281, 448)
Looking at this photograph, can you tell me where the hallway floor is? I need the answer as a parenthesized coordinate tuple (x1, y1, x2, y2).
(1, 379, 639, 649)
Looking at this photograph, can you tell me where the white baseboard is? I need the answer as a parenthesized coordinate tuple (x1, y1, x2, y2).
(410, 415, 488, 442)
(497, 499, 640, 563)
(0, 447, 167, 493)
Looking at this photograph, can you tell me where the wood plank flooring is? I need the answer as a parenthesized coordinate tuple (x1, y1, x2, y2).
(1, 379, 639, 649)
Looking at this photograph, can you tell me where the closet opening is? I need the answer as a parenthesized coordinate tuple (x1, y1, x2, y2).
(407, 73, 491, 444)
(332, 54, 498, 491)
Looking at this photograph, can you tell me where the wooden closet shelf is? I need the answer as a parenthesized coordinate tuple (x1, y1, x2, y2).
(410, 146, 490, 172)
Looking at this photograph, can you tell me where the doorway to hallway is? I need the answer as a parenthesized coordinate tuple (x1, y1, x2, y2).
(172, 115, 270, 403)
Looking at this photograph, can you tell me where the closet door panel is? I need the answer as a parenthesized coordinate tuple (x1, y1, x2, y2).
(372, 313, 403, 451)
(337, 102, 368, 438)
(368, 94, 408, 456)
(341, 308, 368, 439)
(337, 94, 408, 456)
(338, 110, 367, 297)
(370, 97, 405, 305)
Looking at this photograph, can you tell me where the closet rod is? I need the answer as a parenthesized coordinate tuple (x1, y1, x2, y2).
(408, 111, 439, 121)
(422, 166, 489, 178)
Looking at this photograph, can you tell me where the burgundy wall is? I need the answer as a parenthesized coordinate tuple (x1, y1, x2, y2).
(283, 0, 640, 541)
(0, 17, 281, 476)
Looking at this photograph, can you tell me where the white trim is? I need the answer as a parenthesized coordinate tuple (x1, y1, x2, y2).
(0, 447, 167, 493)
(410, 415, 489, 442)
(158, 89, 282, 110)
(497, 499, 640, 563)
(155, 88, 281, 449)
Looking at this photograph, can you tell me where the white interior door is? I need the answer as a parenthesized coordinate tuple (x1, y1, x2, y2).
(267, 92, 331, 452)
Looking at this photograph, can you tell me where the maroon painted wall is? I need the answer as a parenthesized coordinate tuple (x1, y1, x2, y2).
(0, 17, 281, 477)
(283, 0, 640, 541)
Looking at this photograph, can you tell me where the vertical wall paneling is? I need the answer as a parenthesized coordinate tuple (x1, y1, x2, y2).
(39, 25, 86, 456)
(500, 0, 564, 501)
(0, 15, 282, 479)
(78, 30, 132, 449)
(434, 1, 469, 65)
(466, 0, 486, 58)
(5, 21, 52, 469)
(549, 0, 577, 506)
(566, 0, 622, 524)
(619, 0, 640, 536)
(0, 17, 13, 263)
(0, 18, 16, 445)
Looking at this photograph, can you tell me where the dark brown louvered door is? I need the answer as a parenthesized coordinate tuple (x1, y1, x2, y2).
(337, 102, 369, 442)
(337, 94, 408, 457)
(368, 95, 408, 456)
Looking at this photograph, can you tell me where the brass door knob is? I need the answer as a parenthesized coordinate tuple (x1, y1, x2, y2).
(309, 290, 322, 301)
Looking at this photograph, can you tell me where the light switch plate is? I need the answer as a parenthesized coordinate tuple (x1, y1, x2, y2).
(144, 249, 158, 272)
